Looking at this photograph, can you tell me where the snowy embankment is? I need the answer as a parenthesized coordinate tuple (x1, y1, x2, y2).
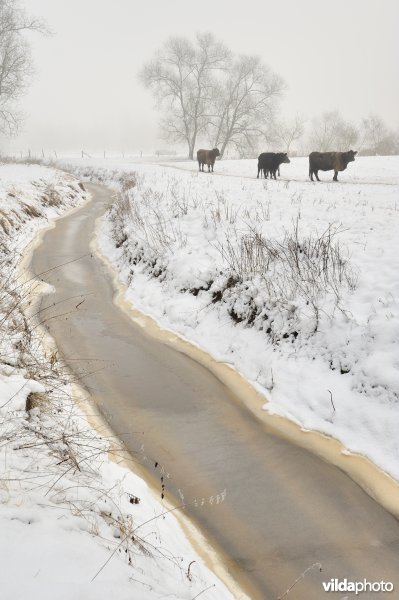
(0, 164, 233, 600)
(61, 156, 399, 482)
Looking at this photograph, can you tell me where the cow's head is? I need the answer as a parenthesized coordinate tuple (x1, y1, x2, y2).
(346, 150, 357, 163)
(280, 153, 290, 164)
(213, 148, 220, 157)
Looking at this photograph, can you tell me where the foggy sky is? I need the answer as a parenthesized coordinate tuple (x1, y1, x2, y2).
(3, 0, 399, 155)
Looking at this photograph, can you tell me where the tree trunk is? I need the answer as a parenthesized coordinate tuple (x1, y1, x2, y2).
(188, 134, 197, 160)
(219, 137, 230, 159)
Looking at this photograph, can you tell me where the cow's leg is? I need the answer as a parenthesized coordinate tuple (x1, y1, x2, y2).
(264, 169, 268, 178)
(310, 170, 314, 181)
(333, 170, 338, 181)
(277, 166, 280, 177)
(257, 165, 260, 178)
(315, 170, 320, 181)
(198, 161, 201, 172)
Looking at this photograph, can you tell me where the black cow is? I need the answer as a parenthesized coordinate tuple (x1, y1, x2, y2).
(309, 150, 357, 182)
(257, 152, 290, 179)
(197, 148, 220, 172)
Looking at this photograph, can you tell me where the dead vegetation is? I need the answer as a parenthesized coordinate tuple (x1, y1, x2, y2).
(213, 219, 358, 333)
(104, 168, 357, 338)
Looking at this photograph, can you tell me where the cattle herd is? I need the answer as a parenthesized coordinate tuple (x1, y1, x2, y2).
(196, 148, 358, 181)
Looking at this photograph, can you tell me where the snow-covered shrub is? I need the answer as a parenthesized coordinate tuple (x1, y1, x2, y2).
(214, 220, 358, 333)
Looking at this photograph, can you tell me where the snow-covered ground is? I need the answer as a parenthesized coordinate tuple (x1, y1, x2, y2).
(59, 155, 399, 482)
(165, 155, 399, 185)
(0, 163, 234, 600)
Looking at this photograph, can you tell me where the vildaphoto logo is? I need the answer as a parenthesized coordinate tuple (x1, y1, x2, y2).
(322, 579, 394, 595)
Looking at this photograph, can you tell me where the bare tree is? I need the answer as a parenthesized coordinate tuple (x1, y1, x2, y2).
(308, 110, 342, 152)
(308, 110, 359, 152)
(334, 120, 359, 151)
(392, 130, 399, 155)
(271, 114, 306, 154)
(360, 114, 394, 155)
(0, 0, 47, 136)
(139, 33, 229, 159)
(209, 55, 284, 157)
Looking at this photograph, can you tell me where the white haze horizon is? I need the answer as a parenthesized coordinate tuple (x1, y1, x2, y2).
(2, 0, 399, 156)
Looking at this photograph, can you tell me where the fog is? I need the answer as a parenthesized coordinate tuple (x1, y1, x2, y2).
(3, 0, 399, 155)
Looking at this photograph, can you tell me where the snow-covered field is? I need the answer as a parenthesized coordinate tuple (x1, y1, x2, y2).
(60, 155, 399, 482)
(0, 164, 233, 600)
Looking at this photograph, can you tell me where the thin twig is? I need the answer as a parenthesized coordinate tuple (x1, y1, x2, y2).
(278, 562, 322, 599)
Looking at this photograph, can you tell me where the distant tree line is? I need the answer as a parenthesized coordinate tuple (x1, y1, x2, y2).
(269, 111, 399, 157)
(304, 111, 399, 156)
(140, 33, 398, 159)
